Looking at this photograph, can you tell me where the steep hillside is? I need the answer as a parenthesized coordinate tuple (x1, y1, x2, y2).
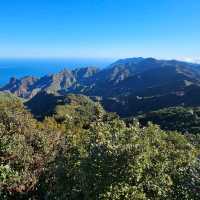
(2, 57, 200, 117)
(25, 92, 112, 123)
(85, 58, 200, 97)
(2, 93, 199, 199)
(101, 85, 200, 117)
(137, 106, 200, 134)
(1, 76, 39, 98)
(0, 67, 99, 98)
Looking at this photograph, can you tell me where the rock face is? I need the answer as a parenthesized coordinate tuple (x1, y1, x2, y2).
(1, 76, 39, 98)
(2, 57, 200, 117)
(0, 67, 99, 99)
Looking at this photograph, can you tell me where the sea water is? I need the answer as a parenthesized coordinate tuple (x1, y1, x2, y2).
(0, 58, 113, 86)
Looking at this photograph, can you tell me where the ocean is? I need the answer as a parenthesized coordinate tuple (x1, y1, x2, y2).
(0, 58, 113, 86)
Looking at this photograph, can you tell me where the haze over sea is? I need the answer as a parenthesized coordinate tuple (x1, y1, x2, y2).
(0, 58, 113, 86)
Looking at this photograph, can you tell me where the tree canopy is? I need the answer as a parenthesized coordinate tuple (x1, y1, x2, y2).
(0, 94, 200, 199)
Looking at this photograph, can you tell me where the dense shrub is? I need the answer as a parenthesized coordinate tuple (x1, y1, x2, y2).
(0, 96, 199, 199)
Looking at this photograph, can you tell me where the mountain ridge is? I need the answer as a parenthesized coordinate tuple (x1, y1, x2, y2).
(2, 57, 200, 117)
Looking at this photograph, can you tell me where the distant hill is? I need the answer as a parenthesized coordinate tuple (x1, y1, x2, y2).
(25, 92, 102, 119)
(2, 57, 200, 117)
(25, 92, 116, 126)
(136, 106, 200, 135)
(0, 67, 99, 99)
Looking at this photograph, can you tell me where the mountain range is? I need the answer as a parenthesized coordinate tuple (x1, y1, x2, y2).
(1, 57, 200, 117)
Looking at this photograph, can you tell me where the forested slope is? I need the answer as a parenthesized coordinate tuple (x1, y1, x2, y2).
(0, 93, 200, 199)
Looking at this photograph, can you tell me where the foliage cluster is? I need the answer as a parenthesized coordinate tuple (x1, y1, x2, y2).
(138, 106, 200, 134)
(0, 95, 200, 199)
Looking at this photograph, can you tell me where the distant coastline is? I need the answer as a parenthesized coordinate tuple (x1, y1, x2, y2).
(0, 58, 113, 86)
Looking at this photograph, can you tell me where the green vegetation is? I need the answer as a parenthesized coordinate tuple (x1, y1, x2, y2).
(138, 106, 200, 134)
(53, 94, 107, 126)
(1, 94, 200, 199)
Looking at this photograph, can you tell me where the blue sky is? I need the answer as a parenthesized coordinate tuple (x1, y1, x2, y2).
(0, 0, 200, 60)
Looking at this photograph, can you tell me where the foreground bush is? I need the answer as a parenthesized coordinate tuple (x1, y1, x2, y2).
(41, 120, 199, 199)
(0, 97, 63, 199)
(0, 96, 199, 199)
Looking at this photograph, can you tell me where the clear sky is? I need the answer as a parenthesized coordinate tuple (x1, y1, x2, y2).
(0, 0, 200, 60)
